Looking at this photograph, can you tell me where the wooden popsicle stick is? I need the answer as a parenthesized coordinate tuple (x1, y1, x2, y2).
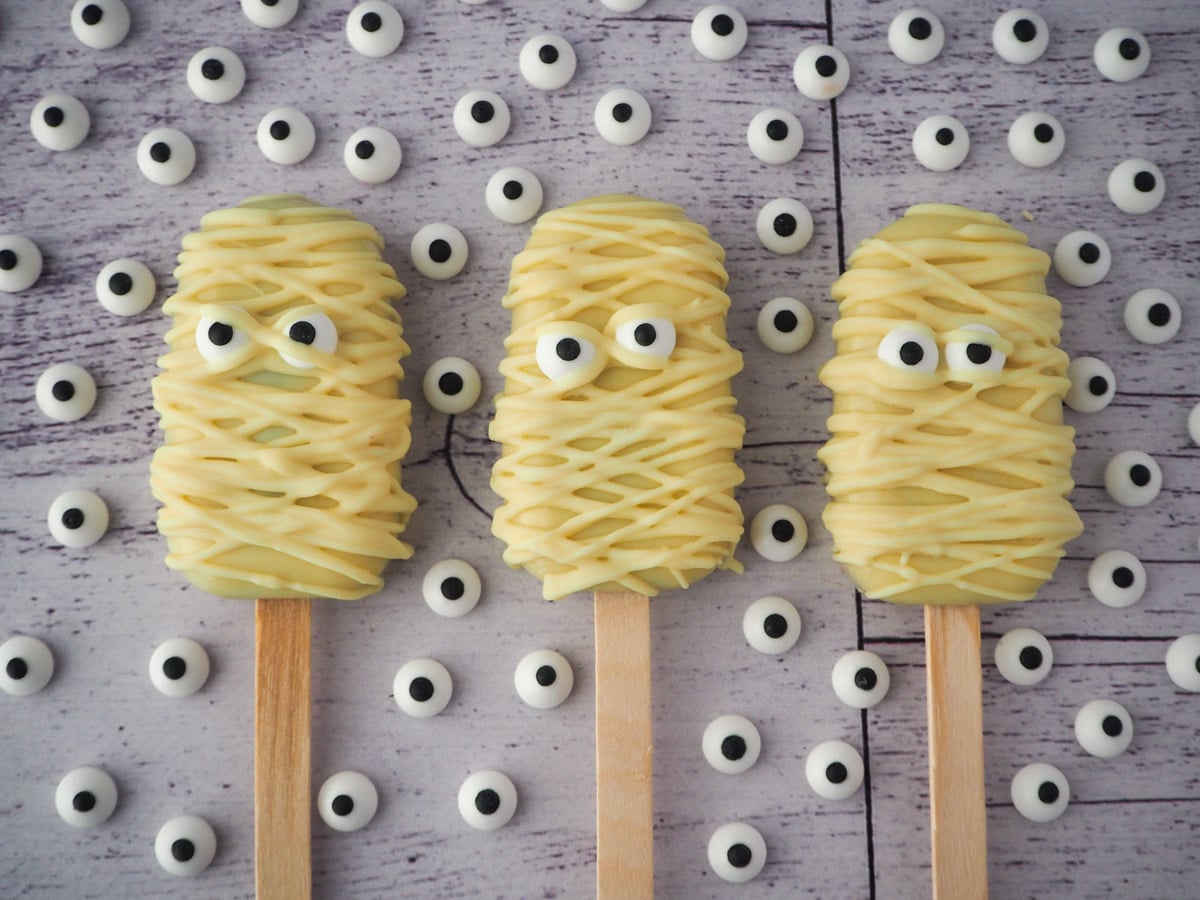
(594, 590, 654, 900)
(925, 603, 988, 900)
(255, 597, 313, 900)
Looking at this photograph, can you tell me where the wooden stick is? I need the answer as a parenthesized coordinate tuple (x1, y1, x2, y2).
(594, 590, 654, 900)
(925, 603, 988, 900)
(255, 597, 313, 900)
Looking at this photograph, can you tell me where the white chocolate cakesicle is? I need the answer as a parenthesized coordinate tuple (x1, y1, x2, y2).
(490, 195, 745, 600)
(150, 195, 416, 600)
(819, 204, 1082, 606)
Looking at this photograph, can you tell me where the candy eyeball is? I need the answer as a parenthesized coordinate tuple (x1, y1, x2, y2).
(601, 0, 647, 9)
(536, 333, 598, 381)
(750, 503, 807, 561)
(1074, 699, 1133, 759)
(423, 357, 482, 414)
(1095, 27, 1149, 82)
(1189, 403, 1200, 448)
(1088, 549, 1146, 609)
(48, 490, 109, 548)
(485, 167, 544, 224)
(1052, 230, 1110, 287)
(945, 324, 1005, 375)
(0, 635, 54, 696)
(393, 658, 453, 718)
(878, 324, 937, 373)
(242, 0, 298, 29)
(1065, 357, 1115, 414)
(422, 558, 482, 617)
(1007, 111, 1065, 168)
(196, 313, 250, 363)
(31, 94, 91, 151)
(747, 109, 803, 165)
(707, 822, 767, 883)
(691, 5, 748, 62)
(888, 8, 945, 65)
(0, 234, 43, 293)
(994, 626, 1053, 686)
(155, 815, 218, 876)
(520, 34, 577, 91)
(1011, 762, 1069, 822)
(1164, 634, 1200, 692)
(187, 47, 246, 104)
(757, 297, 813, 354)
(346, 1, 404, 58)
(912, 114, 969, 172)
(36, 363, 97, 423)
(257, 108, 315, 166)
(137, 128, 196, 186)
(148, 638, 211, 698)
(1124, 288, 1180, 344)
(805, 740, 864, 800)
(702, 714, 762, 775)
(343, 126, 402, 184)
(993, 9, 1049, 65)
(514, 649, 574, 709)
(71, 0, 130, 50)
(1104, 449, 1162, 507)
(96, 258, 156, 315)
(317, 771, 379, 832)
(614, 317, 675, 361)
(742, 596, 801, 655)
(411, 223, 469, 280)
(1108, 158, 1165, 215)
(756, 198, 813, 254)
(453, 91, 511, 148)
(595, 89, 652, 146)
(793, 45, 850, 101)
(56, 766, 118, 827)
(831, 649, 890, 709)
(458, 770, 518, 831)
(278, 309, 337, 369)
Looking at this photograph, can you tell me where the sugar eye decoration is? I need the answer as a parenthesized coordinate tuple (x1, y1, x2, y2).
(137, 128, 196, 186)
(423, 357, 482, 414)
(48, 489, 109, 548)
(595, 88, 652, 146)
(993, 9, 1049, 65)
(520, 34, 577, 91)
(149, 638, 211, 698)
(278, 310, 337, 369)
(702, 714, 762, 775)
(1007, 111, 1064, 168)
(1011, 762, 1069, 822)
(1191, 403, 1200, 448)
(0, 234, 43, 293)
(31, 94, 90, 152)
(257, 108, 315, 166)
(1065, 356, 1115, 414)
(1052, 230, 1110, 287)
(1124, 288, 1180, 344)
(750, 503, 808, 562)
(793, 44, 851, 101)
(187, 47, 246, 104)
(747, 109, 804, 165)
(1074, 699, 1133, 759)
(602, 0, 646, 9)
(71, 0, 131, 50)
(514, 649, 574, 709)
(878, 324, 938, 374)
(411, 223, 469, 280)
(535, 332, 599, 382)
(756, 198, 813, 254)
(453, 91, 511, 148)
(1088, 550, 1146, 609)
(888, 8, 945, 65)
(0, 635, 55, 696)
(806, 740, 864, 800)
(56, 766, 118, 828)
(458, 770, 518, 831)
(742, 595, 802, 655)
(614, 316, 675, 360)
(1108, 158, 1164, 215)
(393, 658, 452, 718)
(691, 5, 748, 62)
(757, 296, 813, 354)
(242, 0, 298, 29)
(155, 815, 218, 876)
(912, 114, 969, 172)
(97, 258, 156, 315)
(1104, 449, 1162, 508)
(422, 558, 482, 617)
(346, 1, 404, 58)
(36, 363, 97, 423)
(945, 324, 1006, 376)
(486, 167, 544, 224)
(343, 126, 402, 184)
(1165, 634, 1200, 692)
(707, 822, 767, 883)
(1095, 27, 1149, 82)
(831, 649, 890, 709)
(318, 771, 379, 832)
(994, 626, 1053, 686)
(195, 313, 249, 364)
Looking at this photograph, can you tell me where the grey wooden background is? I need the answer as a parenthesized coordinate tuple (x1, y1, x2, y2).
(1, 1, 1197, 897)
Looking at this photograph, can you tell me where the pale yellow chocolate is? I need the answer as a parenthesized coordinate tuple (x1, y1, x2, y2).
(819, 204, 1082, 605)
(490, 195, 745, 600)
(150, 195, 415, 600)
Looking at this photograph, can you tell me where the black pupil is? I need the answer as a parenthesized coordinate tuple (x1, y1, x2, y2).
(1037, 781, 1059, 804)
(556, 338, 581, 362)
(0, 250, 16, 270)
(429, 239, 452, 264)
(171, 839, 196, 862)
(854, 668, 877, 691)
(1133, 171, 1156, 192)
(43, 107, 65, 127)
(1112, 566, 1134, 589)
(1078, 242, 1101, 264)
(966, 343, 992, 365)
(539, 44, 559, 65)
(1033, 123, 1055, 143)
(361, 11, 382, 32)
(62, 508, 85, 530)
(201, 59, 225, 80)
(721, 735, 746, 760)
(73, 791, 96, 812)
(762, 613, 788, 639)
(1119, 38, 1141, 60)
(6, 658, 28, 679)
(711, 13, 734, 36)
(899, 341, 924, 366)
(289, 321, 317, 345)
(935, 127, 955, 146)
(149, 142, 171, 163)
(1148, 303, 1171, 326)
(535, 665, 557, 687)
(766, 119, 788, 141)
(908, 17, 932, 40)
(1013, 18, 1037, 42)
(727, 843, 753, 868)
(1088, 375, 1109, 396)
(356, 140, 375, 159)
(475, 789, 501, 815)
(441, 576, 465, 599)
(633, 323, 657, 347)
(438, 372, 464, 396)
(208, 322, 234, 347)
(502, 180, 523, 200)
(81, 5, 103, 26)
(815, 55, 838, 77)
(612, 103, 633, 123)
(109, 272, 133, 295)
(270, 120, 291, 141)
(471, 101, 495, 124)
(332, 794, 355, 816)
(774, 310, 798, 333)
(52, 380, 76, 402)
(771, 519, 794, 543)
(409, 676, 435, 702)
(162, 656, 187, 680)
(826, 762, 848, 784)
(1129, 464, 1151, 487)
(774, 213, 797, 237)
(1101, 715, 1123, 737)
(1018, 646, 1043, 670)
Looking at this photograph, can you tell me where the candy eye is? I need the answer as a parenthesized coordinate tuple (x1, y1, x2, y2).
(257, 108, 316, 166)
(0, 635, 55, 697)
(878, 325, 937, 373)
(187, 47, 246, 104)
(888, 8, 945, 65)
(96, 258, 156, 316)
(242, 0, 298, 28)
(485, 166, 544, 224)
(1124, 288, 1180, 344)
(1087, 549, 1146, 609)
(346, 1, 405, 58)
(595, 89, 652, 146)
(343, 126, 402, 184)
(195, 314, 249, 363)
(423, 357, 482, 414)
(994, 626, 1052, 686)
(48, 490, 109, 548)
(992, 8, 1049, 64)
(453, 90, 511, 147)
(1007, 111, 1064, 168)
(71, 0, 130, 50)
(1010, 762, 1069, 822)
(148, 638, 211, 698)
(457, 770, 518, 831)
(756, 198, 813, 254)
(1065, 356, 1115, 413)
(707, 822, 767, 883)
(691, 5, 748, 61)
(411, 223, 469, 280)
(1104, 449, 1162, 507)
(747, 109, 803, 165)
(1094, 27, 1149, 82)
(0, 234, 43, 293)
(831, 649, 890, 709)
(805, 740, 864, 800)
(912, 114, 969, 171)
(36, 363, 97, 423)
(702, 714, 762, 775)
(1108, 158, 1165, 215)
(422, 558, 482, 617)
(535, 333, 598, 381)
(317, 771, 379, 832)
(520, 34, 577, 91)
(793, 44, 851, 101)
(1165, 633, 1200, 692)
(945, 324, 1005, 374)
(614, 317, 675, 358)
(1052, 230, 1110, 287)
(137, 128, 196, 186)
(514, 649, 574, 709)
(31, 94, 91, 151)
(601, 0, 646, 8)
(749, 503, 808, 562)
(757, 296, 813, 354)
(742, 596, 802, 655)
(155, 815, 218, 876)
(56, 766, 118, 827)
(1074, 699, 1133, 759)
(393, 658, 453, 718)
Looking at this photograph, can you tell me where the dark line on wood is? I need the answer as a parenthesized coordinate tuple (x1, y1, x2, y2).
(443, 414, 490, 520)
